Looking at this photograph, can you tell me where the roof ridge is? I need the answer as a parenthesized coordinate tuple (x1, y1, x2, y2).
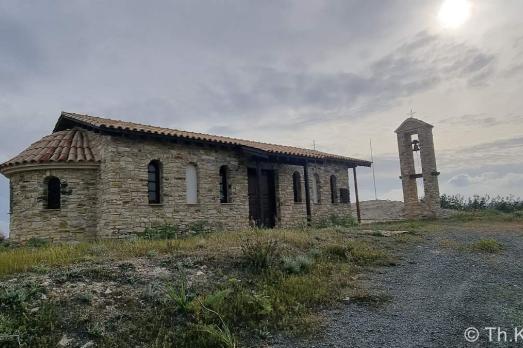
(60, 111, 325, 153)
(56, 111, 371, 166)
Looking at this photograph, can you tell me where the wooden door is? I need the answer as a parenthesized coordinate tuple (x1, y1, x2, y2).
(248, 168, 276, 228)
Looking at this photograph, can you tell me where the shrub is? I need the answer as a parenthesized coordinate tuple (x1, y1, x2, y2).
(25, 238, 49, 248)
(441, 194, 523, 213)
(185, 297, 238, 348)
(0, 236, 11, 251)
(0, 282, 61, 346)
(323, 244, 348, 259)
(141, 281, 165, 303)
(202, 280, 272, 330)
(187, 220, 213, 235)
(241, 237, 279, 271)
(75, 291, 94, 304)
(282, 255, 313, 274)
(470, 239, 504, 253)
(0, 282, 45, 311)
(308, 248, 322, 259)
(166, 275, 194, 314)
(142, 225, 178, 240)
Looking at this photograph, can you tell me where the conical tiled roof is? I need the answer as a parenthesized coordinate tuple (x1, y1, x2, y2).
(0, 128, 100, 170)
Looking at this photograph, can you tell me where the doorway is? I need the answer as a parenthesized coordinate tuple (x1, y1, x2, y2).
(247, 167, 276, 228)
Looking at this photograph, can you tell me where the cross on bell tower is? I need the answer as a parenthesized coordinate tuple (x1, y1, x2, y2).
(395, 116, 441, 218)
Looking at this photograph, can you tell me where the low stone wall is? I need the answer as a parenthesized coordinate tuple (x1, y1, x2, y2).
(352, 200, 406, 222)
(352, 200, 456, 222)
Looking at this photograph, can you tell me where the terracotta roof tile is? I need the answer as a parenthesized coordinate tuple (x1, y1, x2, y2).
(57, 112, 371, 166)
(0, 128, 100, 170)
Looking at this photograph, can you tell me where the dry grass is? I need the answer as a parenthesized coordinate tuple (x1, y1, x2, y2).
(0, 228, 350, 278)
(346, 240, 391, 266)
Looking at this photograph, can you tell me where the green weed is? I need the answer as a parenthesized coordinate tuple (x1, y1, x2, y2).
(470, 239, 504, 253)
(346, 240, 390, 266)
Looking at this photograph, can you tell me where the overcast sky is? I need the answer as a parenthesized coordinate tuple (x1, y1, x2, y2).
(1, 0, 522, 235)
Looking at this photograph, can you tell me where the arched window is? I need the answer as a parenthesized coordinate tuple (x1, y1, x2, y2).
(148, 160, 161, 204)
(46, 176, 61, 209)
(186, 164, 198, 204)
(312, 173, 321, 204)
(219, 165, 230, 203)
(292, 171, 302, 203)
(330, 175, 338, 204)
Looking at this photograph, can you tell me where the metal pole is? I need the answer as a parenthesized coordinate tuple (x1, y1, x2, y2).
(303, 160, 312, 226)
(353, 167, 361, 223)
(370, 139, 378, 200)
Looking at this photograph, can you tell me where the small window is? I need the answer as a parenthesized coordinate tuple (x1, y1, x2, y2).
(312, 173, 321, 204)
(148, 160, 161, 204)
(186, 164, 198, 204)
(330, 175, 338, 204)
(46, 176, 61, 209)
(219, 165, 230, 203)
(340, 188, 350, 204)
(293, 171, 302, 203)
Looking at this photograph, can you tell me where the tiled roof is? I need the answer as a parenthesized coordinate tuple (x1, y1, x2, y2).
(56, 112, 371, 166)
(0, 128, 100, 170)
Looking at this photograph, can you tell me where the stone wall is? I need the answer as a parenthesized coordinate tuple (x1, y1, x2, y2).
(6, 131, 356, 241)
(351, 200, 405, 222)
(308, 163, 352, 224)
(9, 167, 99, 242)
(276, 162, 352, 227)
(276, 164, 308, 227)
(96, 135, 250, 237)
(96, 134, 353, 235)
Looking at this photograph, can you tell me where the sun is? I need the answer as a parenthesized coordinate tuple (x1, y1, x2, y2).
(438, 0, 472, 29)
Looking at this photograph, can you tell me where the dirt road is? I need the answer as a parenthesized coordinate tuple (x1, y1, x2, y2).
(274, 222, 523, 347)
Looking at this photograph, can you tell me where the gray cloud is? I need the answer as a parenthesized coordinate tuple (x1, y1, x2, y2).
(192, 30, 497, 135)
(438, 113, 523, 126)
(0, 1, 522, 234)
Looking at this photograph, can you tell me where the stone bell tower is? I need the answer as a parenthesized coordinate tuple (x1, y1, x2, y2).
(395, 117, 440, 218)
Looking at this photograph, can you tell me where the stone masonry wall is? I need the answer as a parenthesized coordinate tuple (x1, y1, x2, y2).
(276, 162, 352, 227)
(96, 134, 353, 236)
(9, 167, 99, 242)
(96, 135, 250, 237)
(7, 131, 357, 242)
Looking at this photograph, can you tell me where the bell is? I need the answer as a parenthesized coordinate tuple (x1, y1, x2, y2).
(411, 139, 420, 152)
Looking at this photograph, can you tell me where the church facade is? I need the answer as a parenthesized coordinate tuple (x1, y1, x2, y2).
(1, 112, 371, 242)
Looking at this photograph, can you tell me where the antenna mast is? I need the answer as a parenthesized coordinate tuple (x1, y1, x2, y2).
(370, 138, 378, 200)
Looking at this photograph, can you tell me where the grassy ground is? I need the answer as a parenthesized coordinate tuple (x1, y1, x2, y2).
(0, 211, 521, 347)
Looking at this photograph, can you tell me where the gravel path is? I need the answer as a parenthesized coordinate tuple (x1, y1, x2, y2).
(273, 223, 523, 347)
